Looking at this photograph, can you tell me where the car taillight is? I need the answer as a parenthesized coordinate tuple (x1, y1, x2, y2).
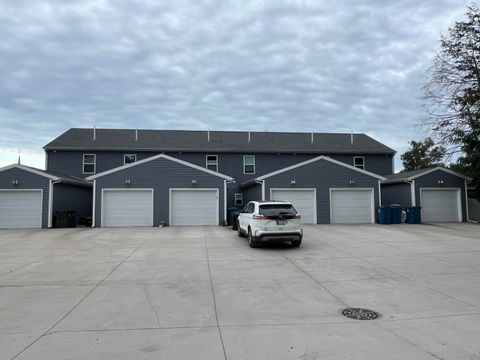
(293, 214, 301, 219)
(253, 214, 268, 220)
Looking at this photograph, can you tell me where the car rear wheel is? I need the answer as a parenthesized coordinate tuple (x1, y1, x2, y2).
(248, 228, 259, 248)
(291, 239, 302, 247)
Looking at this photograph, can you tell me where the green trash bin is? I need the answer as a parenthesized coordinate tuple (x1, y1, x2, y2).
(376, 207, 392, 224)
(405, 206, 422, 224)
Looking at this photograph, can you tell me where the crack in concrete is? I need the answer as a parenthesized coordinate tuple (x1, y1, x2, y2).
(143, 283, 161, 327)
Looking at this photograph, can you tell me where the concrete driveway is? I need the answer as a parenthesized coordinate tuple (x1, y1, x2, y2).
(1, 223, 479, 360)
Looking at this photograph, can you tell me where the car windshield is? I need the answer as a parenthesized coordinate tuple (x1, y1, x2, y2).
(259, 204, 297, 217)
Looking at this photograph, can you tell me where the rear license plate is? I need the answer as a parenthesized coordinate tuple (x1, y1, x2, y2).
(276, 219, 287, 225)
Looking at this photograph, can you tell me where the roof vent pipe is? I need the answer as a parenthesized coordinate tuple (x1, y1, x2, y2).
(350, 132, 353, 145)
(135, 128, 138, 141)
(311, 132, 314, 144)
(207, 129, 210, 143)
(93, 126, 96, 141)
(248, 130, 251, 143)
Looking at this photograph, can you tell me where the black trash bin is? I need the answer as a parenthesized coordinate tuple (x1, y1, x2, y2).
(67, 211, 78, 228)
(227, 207, 239, 226)
(231, 211, 240, 230)
(55, 211, 68, 228)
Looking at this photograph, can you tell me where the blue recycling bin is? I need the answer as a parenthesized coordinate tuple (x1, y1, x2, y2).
(227, 207, 239, 226)
(405, 206, 422, 224)
(390, 205, 403, 224)
(376, 207, 392, 224)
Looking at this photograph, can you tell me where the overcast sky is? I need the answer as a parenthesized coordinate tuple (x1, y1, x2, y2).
(0, 0, 470, 171)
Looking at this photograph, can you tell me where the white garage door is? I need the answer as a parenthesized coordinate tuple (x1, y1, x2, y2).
(102, 189, 153, 227)
(170, 189, 218, 226)
(421, 188, 461, 222)
(331, 189, 374, 224)
(270, 189, 316, 224)
(0, 190, 43, 229)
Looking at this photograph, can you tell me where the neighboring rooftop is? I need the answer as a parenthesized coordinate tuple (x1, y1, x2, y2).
(383, 167, 472, 183)
(44, 128, 396, 154)
(0, 164, 92, 186)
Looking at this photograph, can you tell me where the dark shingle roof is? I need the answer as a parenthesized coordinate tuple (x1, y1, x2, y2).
(44, 128, 396, 154)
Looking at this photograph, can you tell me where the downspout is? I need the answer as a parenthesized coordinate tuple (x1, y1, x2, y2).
(91, 179, 96, 228)
(48, 179, 61, 228)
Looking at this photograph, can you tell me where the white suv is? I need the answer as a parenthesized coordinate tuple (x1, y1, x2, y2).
(237, 201, 303, 248)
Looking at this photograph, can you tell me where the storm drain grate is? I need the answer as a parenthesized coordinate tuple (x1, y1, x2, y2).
(341, 307, 380, 320)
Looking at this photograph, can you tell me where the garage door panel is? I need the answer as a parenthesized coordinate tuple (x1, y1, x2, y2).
(331, 189, 374, 224)
(171, 189, 218, 226)
(103, 190, 153, 227)
(421, 189, 461, 222)
(0, 190, 43, 229)
(270, 189, 316, 224)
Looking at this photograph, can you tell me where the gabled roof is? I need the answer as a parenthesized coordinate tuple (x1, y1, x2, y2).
(86, 153, 234, 181)
(44, 128, 396, 155)
(383, 167, 472, 184)
(244, 155, 385, 185)
(0, 164, 91, 186)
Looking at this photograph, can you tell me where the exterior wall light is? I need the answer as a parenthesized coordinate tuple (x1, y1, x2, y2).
(124, 179, 131, 185)
(11, 180, 19, 185)
(349, 180, 355, 185)
(192, 180, 197, 185)
(438, 180, 444, 185)
(290, 180, 296, 185)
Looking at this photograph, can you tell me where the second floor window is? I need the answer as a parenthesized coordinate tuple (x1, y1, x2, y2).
(124, 154, 136, 165)
(244, 155, 255, 174)
(206, 155, 218, 172)
(354, 156, 365, 170)
(83, 154, 96, 174)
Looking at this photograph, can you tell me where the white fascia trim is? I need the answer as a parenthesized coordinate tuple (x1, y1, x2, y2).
(407, 167, 472, 181)
(86, 153, 233, 181)
(0, 164, 60, 181)
(255, 155, 385, 181)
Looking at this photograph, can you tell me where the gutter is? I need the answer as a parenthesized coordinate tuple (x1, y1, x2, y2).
(48, 179, 61, 228)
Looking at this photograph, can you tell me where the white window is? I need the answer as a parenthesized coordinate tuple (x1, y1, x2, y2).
(206, 155, 218, 172)
(354, 156, 365, 170)
(243, 155, 255, 174)
(83, 154, 96, 174)
(124, 154, 136, 165)
(235, 193, 244, 206)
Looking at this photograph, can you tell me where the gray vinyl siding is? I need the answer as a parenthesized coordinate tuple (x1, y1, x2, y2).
(243, 183, 263, 204)
(93, 157, 225, 226)
(52, 183, 92, 218)
(0, 168, 50, 228)
(47, 151, 393, 180)
(262, 160, 380, 224)
(381, 183, 412, 207)
(414, 170, 468, 221)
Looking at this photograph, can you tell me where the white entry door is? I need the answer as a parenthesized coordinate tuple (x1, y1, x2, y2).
(102, 189, 154, 227)
(420, 188, 461, 222)
(270, 189, 316, 224)
(330, 189, 374, 224)
(170, 189, 218, 226)
(0, 190, 43, 229)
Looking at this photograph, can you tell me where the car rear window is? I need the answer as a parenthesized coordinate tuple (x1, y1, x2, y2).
(259, 204, 297, 217)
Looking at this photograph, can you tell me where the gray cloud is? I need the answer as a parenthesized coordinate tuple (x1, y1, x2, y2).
(0, 0, 470, 169)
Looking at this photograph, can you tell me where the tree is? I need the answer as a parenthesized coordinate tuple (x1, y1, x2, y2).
(423, 4, 480, 198)
(401, 137, 446, 171)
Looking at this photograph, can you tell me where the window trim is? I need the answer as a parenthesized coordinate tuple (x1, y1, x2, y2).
(235, 193, 244, 206)
(124, 154, 137, 165)
(353, 156, 365, 170)
(243, 155, 255, 175)
(83, 154, 96, 174)
(205, 154, 218, 172)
